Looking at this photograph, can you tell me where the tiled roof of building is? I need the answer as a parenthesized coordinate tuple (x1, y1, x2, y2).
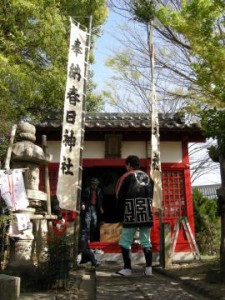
(193, 184, 221, 200)
(37, 112, 201, 131)
(84, 112, 200, 130)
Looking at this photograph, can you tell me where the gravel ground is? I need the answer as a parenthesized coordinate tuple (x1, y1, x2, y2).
(155, 256, 225, 300)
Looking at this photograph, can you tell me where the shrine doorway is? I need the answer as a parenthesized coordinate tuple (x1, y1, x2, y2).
(82, 167, 124, 224)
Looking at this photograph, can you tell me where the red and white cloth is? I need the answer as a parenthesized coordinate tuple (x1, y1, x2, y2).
(0, 169, 29, 211)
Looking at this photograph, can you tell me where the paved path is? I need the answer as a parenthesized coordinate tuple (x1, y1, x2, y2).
(96, 263, 208, 300)
(19, 262, 212, 300)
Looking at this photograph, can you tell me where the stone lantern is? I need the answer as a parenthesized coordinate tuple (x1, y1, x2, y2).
(7, 122, 53, 270)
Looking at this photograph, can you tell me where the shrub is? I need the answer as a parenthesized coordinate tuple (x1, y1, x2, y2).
(193, 188, 220, 255)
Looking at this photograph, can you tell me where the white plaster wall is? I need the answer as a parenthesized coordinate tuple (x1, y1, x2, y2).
(47, 140, 183, 163)
(161, 142, 182, 163)
(122, 141, 182, 162)
(121, 141, 146, 158)
(83, 141, 105, 158)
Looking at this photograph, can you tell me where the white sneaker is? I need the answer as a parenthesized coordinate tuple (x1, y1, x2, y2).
(144, 266, 153, 276)
(115, 268, 132, 276)
(94, 249, 104, 254)
(76, 254, 82, 264)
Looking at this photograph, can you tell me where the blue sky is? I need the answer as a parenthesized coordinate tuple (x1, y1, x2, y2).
(90, 10, 221, 186)
(92, 10, 122, 91)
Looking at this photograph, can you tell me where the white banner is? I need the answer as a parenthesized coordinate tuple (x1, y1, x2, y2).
(57, 19, 88, 210)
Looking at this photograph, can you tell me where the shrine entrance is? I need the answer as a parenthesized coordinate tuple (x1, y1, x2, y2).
(82, 166, 124, 224)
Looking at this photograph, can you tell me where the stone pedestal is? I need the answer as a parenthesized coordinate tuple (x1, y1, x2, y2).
(8, 239, 33, 268)
(0, 274, 20, 300)
(7, 208, 35, 268)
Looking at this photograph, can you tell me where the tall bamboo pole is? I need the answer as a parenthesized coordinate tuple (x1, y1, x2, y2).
(147, 20, 164, 267)
(4, 125, 17, 170)
(41, 135, 54, 244)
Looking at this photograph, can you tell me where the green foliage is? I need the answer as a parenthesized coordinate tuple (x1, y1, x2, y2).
(1, 0, 67, 122)
(201, 108, 225, 155)
(0, 214, 14, 227)
(154, 0, 225, 166)
(0, 0, 107, 124)
(157, 0, 225, 107)
(39, 233, 76, 288)
(0, 112, 14, 166)
(0, 201, 14, 270)
(131, 0, 156, 23)
(208, 145, 220, 163)
(63, 0, 108, 28)
(193, 188, 220, 255)
(125, 1, 225, 149)
(110, 0, 225, 131)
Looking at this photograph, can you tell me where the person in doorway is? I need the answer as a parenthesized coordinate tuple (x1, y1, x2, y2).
(115, 155, 154, 276)
(81, 177, 104, 242)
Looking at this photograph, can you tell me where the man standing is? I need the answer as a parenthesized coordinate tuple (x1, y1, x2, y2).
(115, 155, 154, 276)
(81, 178, 104, 242)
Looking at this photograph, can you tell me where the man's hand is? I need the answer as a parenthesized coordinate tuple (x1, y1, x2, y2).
(100, 208, 104, 214)
(81, 204, 85, 210)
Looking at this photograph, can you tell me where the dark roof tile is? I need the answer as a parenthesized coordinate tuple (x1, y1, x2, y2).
(36, 112, 201, 131)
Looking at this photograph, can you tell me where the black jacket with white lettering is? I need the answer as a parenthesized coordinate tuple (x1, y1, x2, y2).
(116, 170, 154, 228)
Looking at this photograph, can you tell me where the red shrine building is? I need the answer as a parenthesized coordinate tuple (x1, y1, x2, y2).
(36, 112, 205, 262)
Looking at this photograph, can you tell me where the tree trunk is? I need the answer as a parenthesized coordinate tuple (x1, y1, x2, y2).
(219, 154, 225, 282)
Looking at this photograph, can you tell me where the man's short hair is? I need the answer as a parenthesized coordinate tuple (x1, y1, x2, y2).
(90, 177, 99, 185)
(126, 155, 140, 169)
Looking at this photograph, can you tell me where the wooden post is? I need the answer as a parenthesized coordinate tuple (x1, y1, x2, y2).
(5, 124, 17, 170)
(164, 223, 172, 268)
(41, 135, 54, 242)
(42, 135, 51, 216)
